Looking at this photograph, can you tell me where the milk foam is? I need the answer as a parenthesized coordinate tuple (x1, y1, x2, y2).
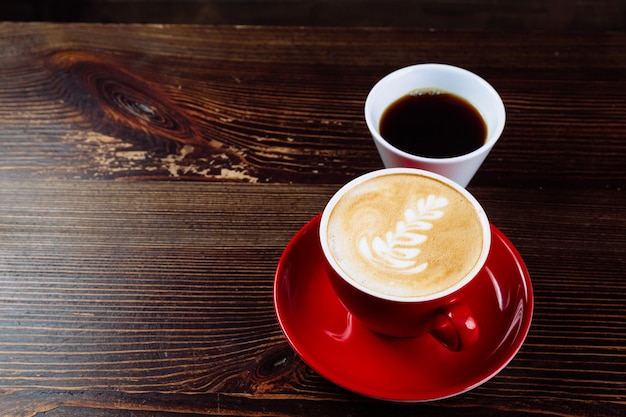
(325, 173, 484, 298)
(358, 194, 448, 274)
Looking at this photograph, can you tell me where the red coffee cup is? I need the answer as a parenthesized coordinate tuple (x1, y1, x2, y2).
(319, 168, 491, 351)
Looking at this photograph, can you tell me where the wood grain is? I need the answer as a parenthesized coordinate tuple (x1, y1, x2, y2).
(0, 23, 625, 416)
(0, 23, 624, 187)
(1, 180, 625, 416)
(0, 181, 332, 416)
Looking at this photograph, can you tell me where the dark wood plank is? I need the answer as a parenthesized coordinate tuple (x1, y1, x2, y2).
(0, 23, 624, 188)
(0, 180, 624, 415)
(0, 181, 332, 415)
(0, 22, 625, 417)
(6, 0, 626, 32)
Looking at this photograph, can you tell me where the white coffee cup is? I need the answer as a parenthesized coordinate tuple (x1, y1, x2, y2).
(365, 63, 506, 187)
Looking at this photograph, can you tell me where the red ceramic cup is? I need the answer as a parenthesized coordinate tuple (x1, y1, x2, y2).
(319, 168, 491, 351)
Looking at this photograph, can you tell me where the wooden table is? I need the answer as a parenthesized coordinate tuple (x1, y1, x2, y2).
(0, 22, 624, 416)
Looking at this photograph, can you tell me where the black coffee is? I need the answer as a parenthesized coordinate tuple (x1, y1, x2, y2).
(379, 90, 487, 158)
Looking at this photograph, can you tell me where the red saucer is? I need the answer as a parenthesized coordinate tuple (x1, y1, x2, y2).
(274, 214, 533, 402)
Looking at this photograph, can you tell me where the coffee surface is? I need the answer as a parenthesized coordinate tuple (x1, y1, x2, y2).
(325, 173, 484, 298)
(380, 90, 486, 158)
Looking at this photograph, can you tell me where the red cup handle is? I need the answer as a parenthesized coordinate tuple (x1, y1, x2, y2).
(429, 303, 479, 351)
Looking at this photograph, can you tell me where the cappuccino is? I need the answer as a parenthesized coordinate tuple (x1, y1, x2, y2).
(321, 169, 488, 299)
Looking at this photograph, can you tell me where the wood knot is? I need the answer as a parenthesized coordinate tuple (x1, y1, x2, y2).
(256, 344, 298, 379)
(43, 50, 196, 155)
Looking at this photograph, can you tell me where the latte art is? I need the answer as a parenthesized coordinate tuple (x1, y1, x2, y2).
(358, 194, 448, 274)
(322, 170, 488, 299)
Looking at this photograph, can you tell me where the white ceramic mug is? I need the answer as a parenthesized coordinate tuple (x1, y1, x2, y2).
(365, 64, 506, 187)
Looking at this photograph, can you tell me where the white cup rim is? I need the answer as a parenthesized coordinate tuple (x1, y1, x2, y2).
(319, 167, 492, 303)
(364, 63, 506, 164)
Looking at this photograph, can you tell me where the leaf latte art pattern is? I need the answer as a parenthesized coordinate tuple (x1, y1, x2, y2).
(358, 194, 448, 273)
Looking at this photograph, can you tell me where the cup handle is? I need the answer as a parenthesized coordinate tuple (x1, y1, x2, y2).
(429, 303, 479, 351)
